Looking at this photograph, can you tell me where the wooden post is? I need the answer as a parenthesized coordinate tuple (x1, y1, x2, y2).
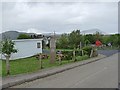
(58, 54, 62, 65)
(39, 53, 43, 69)
(90, 49, 93, 58)
(73, 48, 76, 62)
(82, 50, 84, 56)
(50, 32, 56, 64)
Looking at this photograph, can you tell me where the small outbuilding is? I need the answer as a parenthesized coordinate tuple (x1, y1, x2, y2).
(1, 39, 43, 60)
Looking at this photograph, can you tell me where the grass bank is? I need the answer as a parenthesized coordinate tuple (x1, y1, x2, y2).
(1, 55, 89, 77)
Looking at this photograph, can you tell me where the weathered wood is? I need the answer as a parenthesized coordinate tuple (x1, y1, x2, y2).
(73, 49, 76, 62)
(50, 32, 56, 64)
(58, 54, 62, 65)
(39, 53, 43, 69)
(82, 50, 84, 56)
(90, 49, 93, 57)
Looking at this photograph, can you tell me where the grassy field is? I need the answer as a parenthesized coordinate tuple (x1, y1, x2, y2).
(1, 55, 89, 77)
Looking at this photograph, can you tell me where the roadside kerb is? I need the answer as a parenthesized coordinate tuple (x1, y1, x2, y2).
(2, 54, 106, 89)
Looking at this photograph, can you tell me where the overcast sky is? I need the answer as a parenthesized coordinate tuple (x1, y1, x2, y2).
(1, 0, 118, 34)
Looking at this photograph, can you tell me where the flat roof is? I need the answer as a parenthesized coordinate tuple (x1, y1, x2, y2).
(12, 39, 43, 42)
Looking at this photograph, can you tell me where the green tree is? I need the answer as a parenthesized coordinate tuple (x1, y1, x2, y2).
(95, 31, 103, 41)
(101, 35, 110, 45)
(1, 39, 17, 75)
(56, 34, 69, 49)
(17, 34, 31, 39)
(118, 34, 120, 48)
(85, 39, 90, 46)
(68, 30, 82, 49)
(84, 34, 96, 44)
(68, 30, 82, 62)
(109, 34, 119, 47)
(101, 34, 120, 48)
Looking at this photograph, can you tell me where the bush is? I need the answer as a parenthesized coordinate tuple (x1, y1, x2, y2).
(17, 34, 31, 39)
(75, 50, 82, 56)
(61, 51, 73, 60)
(82, 46, 92, 56)
(76, 55, 89, 61)
(92, 48, 98, 57)
(82, 55, 89, 60)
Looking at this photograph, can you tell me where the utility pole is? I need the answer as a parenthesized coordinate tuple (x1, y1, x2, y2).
(50, 31, 56, 64)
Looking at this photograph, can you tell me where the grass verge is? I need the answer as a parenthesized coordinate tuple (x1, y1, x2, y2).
(2, 55, 90, 77)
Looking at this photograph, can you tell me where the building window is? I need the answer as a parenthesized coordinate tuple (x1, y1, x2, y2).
(37, 42, 41, 48)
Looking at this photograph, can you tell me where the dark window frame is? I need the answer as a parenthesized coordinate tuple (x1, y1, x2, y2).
(37, 42, 41, 48)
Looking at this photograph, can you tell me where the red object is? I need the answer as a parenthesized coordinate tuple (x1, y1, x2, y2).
(95, 40, 102, 46)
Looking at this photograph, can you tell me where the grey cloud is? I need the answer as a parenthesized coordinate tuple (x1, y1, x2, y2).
(2, 2, 118, 34)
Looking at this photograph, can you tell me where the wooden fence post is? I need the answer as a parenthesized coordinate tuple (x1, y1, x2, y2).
(82, 50, 84, 56)
(73, 48, 76, 62)
(39, 53, 43, 69)
(58, 54, 62, 65)
(90, 49, 93, 58)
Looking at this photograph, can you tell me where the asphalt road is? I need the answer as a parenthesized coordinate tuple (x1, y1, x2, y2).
(12, 53, 118, 88)
(43, 49, 119, 57)
(98, 50, 119, 57)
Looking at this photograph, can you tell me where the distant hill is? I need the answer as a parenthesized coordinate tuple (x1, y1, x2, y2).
(0, 29, 106, 40)
(0, 31, 36, 40)
(0, 31, 20, 40)
(81, 28, 107, 35)
(0, 31, 61, 40)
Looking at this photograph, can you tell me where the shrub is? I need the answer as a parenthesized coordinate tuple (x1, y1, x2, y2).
(17, 34, 31, 39)
(76, 56, 82, 60)
(75, 50, 82, 56)
(82, 55, 89, 60)
(61, 51, 73, 60)
(82, 46, 92, 56)
(76, 55, 89, 61)
(92, 48, 98, 57)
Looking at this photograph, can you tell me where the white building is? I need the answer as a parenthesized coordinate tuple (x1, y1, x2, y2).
(1, 39, 43, 60)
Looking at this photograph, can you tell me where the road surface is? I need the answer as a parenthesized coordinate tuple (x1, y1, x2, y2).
(98, 50, 119, 57)
(11, 53, 118, 88)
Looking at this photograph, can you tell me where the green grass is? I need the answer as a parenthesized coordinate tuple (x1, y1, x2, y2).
(2, 55, 90, 77)
(2, 57, 42, 76)
(76, 55, 89, 61)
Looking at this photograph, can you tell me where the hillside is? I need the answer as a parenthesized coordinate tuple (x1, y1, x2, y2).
(0, 29, 106, 40)
(0, 31, 36, 40)
(0, 31, 61, 40)
(81, 28, 106, 35)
